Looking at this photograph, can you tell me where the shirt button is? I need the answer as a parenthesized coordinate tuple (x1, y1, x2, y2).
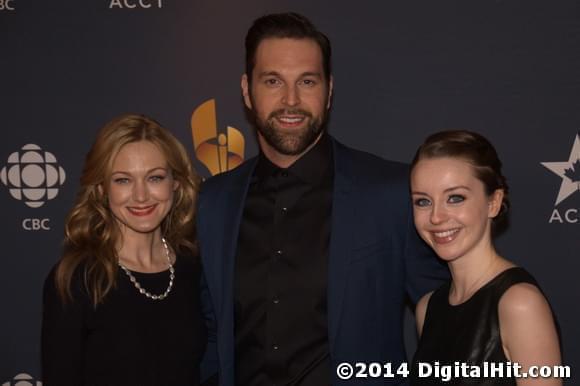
(281, 170, 289, 177)
(281, 207, 288, 213)
(275, 250, 283, 257)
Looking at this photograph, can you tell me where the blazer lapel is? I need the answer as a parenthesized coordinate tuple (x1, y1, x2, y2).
(327, 140, 356, 349)
(213, 158, 258, 352)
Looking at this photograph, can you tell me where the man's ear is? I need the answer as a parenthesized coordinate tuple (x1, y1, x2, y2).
(241, 74, 252, 109)
(326, 75, 334, 109)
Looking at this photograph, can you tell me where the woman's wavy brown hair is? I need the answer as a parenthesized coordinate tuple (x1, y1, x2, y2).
(55, 114, 200, 305)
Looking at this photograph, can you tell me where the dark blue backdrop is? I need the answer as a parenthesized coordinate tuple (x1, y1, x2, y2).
(1, 1, 578, 384)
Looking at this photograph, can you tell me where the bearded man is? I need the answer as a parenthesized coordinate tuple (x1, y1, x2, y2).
(197, 12, 447, 386)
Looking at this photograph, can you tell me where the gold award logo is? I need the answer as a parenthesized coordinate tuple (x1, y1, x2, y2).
(191, 99, 245, 176)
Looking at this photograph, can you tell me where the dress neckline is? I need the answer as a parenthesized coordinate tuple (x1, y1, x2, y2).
(446, 266, 523, 307)
(124, 255, 179, 276)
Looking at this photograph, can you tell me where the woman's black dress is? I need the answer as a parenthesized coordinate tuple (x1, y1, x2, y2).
(411, 267, 540, 385)
(42, 254, 207, 386)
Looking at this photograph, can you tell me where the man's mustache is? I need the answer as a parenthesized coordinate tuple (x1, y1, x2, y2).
(268, 109, 313, 120)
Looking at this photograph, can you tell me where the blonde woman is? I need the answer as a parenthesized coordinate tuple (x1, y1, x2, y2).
(42, 115, 206, 386)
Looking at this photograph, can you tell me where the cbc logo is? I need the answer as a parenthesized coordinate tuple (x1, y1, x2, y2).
(22, 218, 50, 231)
(2, 373, 42, 386)
(0, 0, 16, 11)
(109, 0, 162, 8)
(0, 144, 66, 208)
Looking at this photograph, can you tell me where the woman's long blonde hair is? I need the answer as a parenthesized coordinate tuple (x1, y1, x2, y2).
(55, 114, 200, 305)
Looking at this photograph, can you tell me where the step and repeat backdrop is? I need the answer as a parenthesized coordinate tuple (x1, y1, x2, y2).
(1, 0, 579, 384)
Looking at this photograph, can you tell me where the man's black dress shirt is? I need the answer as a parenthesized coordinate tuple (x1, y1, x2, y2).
(234, 134, 334, 386)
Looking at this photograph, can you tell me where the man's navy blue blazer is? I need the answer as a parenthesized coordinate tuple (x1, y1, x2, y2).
(197, 137, 448, 385)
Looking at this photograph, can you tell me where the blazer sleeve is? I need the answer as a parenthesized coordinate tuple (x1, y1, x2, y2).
(403, 201, 449, 304)
(199, 270, 219, 383)
(197, 183, 219, 384)
(41, 267, 85, 386)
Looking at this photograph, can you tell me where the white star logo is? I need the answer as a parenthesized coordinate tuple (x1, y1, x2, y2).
(541, 133, 580, 205)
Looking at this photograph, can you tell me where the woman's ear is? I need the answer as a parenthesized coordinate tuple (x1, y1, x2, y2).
(488, 189, 505, 218)
(97, 184, 108, 204)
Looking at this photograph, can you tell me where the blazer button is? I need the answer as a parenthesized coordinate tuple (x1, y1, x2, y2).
(273, 297, 280, 304)
(272, 344, 279, 350)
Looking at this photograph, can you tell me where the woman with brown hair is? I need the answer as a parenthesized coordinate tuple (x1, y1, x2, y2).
(41, 114, 206, 386)
(410, 130, 561, 385)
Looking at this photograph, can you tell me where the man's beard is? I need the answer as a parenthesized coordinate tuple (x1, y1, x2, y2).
(252, 107, 328, 156)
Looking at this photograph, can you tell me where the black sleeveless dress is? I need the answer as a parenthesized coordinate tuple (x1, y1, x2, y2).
(411, 267, 539, 385)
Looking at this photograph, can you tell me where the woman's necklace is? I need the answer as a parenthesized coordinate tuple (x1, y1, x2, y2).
(450, 257, 500, 305)
(118, 237, 175, 300)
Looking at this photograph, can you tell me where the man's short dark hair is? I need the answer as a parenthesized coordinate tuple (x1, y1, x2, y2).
(245, 12, 332, 83)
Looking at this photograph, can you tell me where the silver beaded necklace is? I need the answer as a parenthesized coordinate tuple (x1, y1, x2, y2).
(118, 237, 175, 300)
